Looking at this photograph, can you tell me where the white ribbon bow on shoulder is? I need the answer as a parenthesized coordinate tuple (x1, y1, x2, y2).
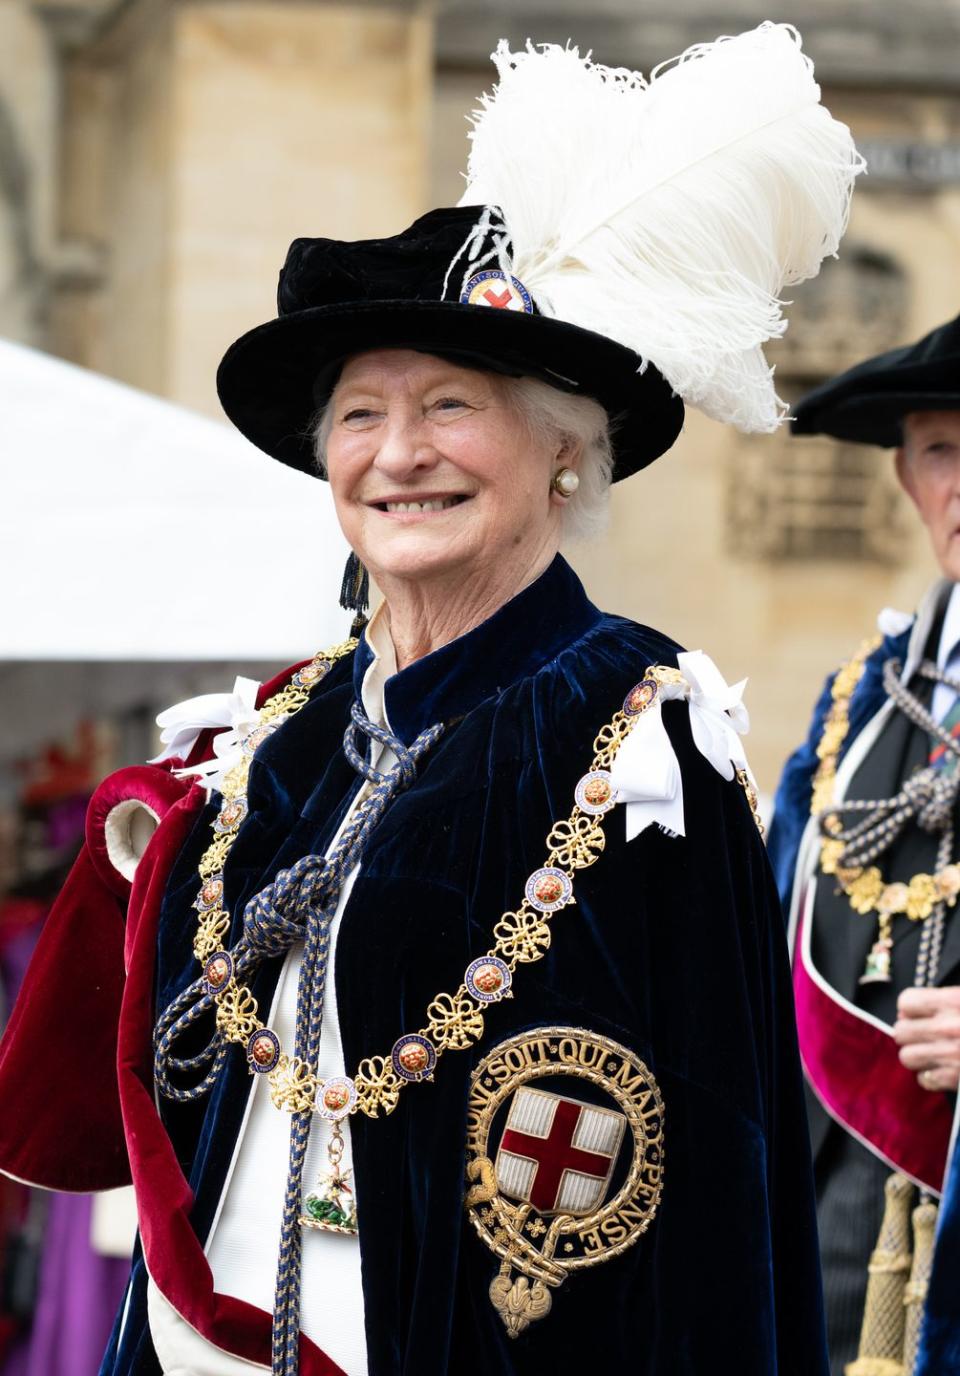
(150, 676, 264, 793)
(877, 606, 914, 638)
(609, 650, 751, 842)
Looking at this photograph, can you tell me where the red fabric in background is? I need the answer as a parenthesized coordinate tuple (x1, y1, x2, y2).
(0, 843, 129, 1192)
(0, 764, 193, 1193)
(794, 908, 954, 1193)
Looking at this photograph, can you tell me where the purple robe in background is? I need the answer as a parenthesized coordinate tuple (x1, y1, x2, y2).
(2, 1194, 128, 1376)
(1, 908, 129, 1376)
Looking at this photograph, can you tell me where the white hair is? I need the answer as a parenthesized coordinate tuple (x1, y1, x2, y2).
(312, 370, 614, 543)
(499, 376, 614, 542)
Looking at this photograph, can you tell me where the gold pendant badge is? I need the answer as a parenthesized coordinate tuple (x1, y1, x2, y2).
(464, 1027, 664, 1338)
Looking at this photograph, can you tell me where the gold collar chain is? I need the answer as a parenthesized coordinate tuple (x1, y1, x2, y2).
(185, 651, 761, 1232)
(812, 638, 960, 933)
(189, 640, 358, 965)
(192, 657, 762, 1118)
(199, 666, 669, 1123)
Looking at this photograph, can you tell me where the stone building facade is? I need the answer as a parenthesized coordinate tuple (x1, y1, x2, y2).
(3, 0, 960, 787)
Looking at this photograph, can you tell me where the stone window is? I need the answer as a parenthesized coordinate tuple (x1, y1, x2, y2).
(726, 248, 909, 563)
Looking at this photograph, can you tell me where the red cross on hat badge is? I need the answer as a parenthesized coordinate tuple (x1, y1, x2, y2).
(460, 269, 534, 313)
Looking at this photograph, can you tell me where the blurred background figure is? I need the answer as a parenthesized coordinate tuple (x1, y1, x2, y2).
(770, 316, 960, 1376)
(0, 725, 132, 1376)
(1, 0, 960, 1372)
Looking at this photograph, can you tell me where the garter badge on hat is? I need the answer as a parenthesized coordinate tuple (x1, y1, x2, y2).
(464, 1026, 664, 1338)
(459, 269, 534, 314)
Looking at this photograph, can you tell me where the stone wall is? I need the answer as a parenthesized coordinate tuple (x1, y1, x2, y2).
(25, 0, 433, 411)
(4, 1, 960, 790)
(436, 2, 960, 91)
(0, 0, 59, 345)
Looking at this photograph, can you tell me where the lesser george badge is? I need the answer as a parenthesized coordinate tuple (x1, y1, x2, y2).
(464, 1026, 664, 1338)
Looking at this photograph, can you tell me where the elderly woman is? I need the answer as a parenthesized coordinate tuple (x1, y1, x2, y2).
(0, 27, 860, 1376)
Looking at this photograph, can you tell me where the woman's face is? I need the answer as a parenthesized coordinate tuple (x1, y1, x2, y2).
(324, 350, 568, 590)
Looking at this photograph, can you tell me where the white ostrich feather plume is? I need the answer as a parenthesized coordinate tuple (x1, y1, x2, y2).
(457, 23, 865, 432)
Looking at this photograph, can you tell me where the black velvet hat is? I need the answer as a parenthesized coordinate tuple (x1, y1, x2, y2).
(791, 313, 960, 447)
(216, 206, 685, 484)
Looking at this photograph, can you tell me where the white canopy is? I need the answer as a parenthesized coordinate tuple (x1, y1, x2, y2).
(0, 339, 351, 660)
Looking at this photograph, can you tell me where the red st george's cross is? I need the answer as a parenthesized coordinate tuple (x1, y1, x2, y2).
(497, 1089, 624, 1214)
(482, 286, 514, 309)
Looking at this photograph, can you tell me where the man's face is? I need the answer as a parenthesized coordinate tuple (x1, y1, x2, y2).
(895, 411, 960, 580)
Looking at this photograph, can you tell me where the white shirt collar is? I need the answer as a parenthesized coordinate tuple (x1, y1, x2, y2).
(360, 601, 397, 739)
(902, 577, 953, 683)
(936, 582, 960, 671)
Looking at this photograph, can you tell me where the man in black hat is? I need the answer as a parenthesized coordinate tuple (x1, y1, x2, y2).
(770, 313, 960, 1376)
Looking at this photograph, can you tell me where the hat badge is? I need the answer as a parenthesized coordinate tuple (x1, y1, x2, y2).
(460, 269, 534, 315)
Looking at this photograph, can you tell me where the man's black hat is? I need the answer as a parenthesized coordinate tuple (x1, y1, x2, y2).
(216, 206, 686, 485)
(791, 313, 960, 447)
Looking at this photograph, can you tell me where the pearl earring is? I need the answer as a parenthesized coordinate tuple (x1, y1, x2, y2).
(552, 467, 580, 497)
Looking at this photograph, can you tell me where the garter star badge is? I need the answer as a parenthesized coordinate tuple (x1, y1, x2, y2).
(464, 1026, 664, 1338)
(460, 269, 534, 314)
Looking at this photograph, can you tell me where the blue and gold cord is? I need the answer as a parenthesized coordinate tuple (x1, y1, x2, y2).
(154, 702, 444, 1374)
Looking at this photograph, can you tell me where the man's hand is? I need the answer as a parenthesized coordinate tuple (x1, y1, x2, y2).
(894, 986, 960, 1091)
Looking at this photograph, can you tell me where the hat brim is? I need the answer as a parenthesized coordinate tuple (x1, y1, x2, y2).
(216, 300, 684, 482)
(791, 392, 960, 448)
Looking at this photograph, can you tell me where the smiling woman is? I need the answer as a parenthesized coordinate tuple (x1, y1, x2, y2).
(0, 24, 862, 1376)
(313, 361, 614, 543)
(311, 351, 614, 667)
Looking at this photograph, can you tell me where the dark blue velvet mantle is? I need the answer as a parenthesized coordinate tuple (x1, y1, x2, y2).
(102, 555, 826, 1374)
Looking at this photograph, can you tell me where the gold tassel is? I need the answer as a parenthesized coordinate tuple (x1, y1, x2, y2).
(902, 1196, 938, 1376)
(846, 1172, 915, 1376)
